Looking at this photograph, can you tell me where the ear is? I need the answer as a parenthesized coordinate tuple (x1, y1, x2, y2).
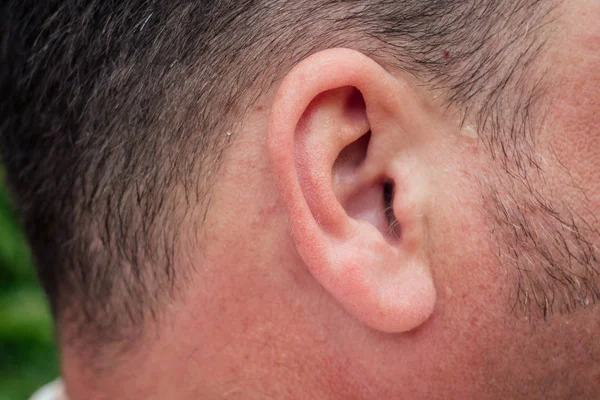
(267, 48, 437, 333)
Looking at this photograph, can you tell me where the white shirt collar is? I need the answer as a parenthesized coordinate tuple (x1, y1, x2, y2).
(29, 380, 66, 400)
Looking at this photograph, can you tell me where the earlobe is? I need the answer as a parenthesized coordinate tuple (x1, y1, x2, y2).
(267, 49, 436, 333)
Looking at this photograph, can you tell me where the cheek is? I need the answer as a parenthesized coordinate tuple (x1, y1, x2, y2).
(543, 10, 600, 208)
(543, 61, 600, 210)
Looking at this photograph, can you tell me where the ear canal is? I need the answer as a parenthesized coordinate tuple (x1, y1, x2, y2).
(332, 92, 399, 243)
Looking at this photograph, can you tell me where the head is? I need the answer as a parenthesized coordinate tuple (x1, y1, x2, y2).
(1, 0, 599, 399)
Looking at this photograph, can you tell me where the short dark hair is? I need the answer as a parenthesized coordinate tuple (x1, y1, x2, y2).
(0, 0, 555, 345)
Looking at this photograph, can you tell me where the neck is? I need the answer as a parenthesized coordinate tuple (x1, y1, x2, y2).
(60, 274, 375, 400)
(61, 332, 367, 400)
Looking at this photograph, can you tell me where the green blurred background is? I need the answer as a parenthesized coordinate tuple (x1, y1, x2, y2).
(0, 168, 59, 400)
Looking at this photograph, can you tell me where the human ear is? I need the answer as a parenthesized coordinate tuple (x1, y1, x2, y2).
(267, 49, 436, 333)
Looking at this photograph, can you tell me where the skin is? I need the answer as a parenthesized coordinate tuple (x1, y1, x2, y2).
(61, 1, 599, 399)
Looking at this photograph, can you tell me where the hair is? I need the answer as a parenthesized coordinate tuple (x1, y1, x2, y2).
(0, 0, 556, 345)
